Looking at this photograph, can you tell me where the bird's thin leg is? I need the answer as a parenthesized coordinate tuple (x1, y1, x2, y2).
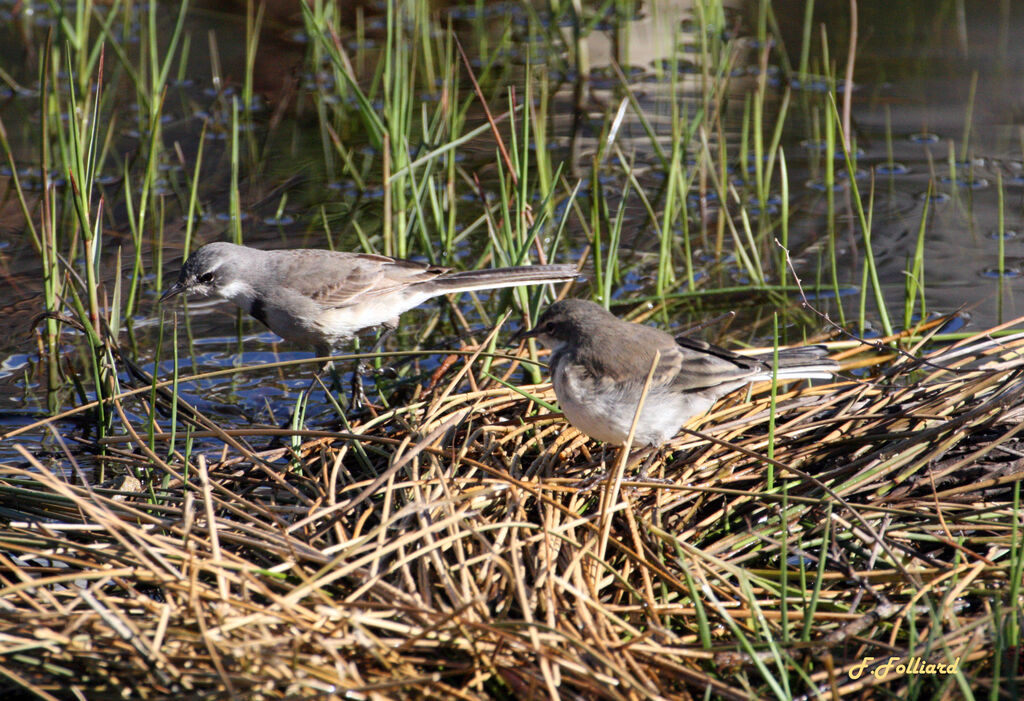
(303, 346, 367, 413)
(308, 349, 354, 416)
(574, 445, 670, 491)
(573, 446, 615, 493)
(323, 359, 347, 396)
(636, 447, 672, 484)
(277, 360, 331, 430)
(349, 366, 368, 411)
(351, 325, 398, 409)
(357, 325, 397, 377)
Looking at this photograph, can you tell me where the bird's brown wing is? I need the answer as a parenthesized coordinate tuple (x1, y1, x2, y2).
(272, 250, 450, 309)
(573, 322, 686, 389)
(669, 335, 767, 390)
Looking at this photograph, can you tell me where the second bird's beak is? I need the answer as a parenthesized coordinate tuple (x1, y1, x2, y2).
(512, 324, 539, 344)
(158, 280, 186, 303)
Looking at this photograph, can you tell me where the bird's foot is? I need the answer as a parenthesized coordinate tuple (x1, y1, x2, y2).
(349, 371, 368, 412)
(634, 448, 673, 485)
(572, 471, 609, 493)
(350, 362, 397, 412)
(356, 359, 398, 380)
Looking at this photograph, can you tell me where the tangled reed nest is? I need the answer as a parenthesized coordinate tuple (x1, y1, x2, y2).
(2, 318, 1023, 699)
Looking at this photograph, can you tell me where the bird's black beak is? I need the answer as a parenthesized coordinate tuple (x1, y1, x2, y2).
(512, 324, 539, 344)
(158, 280, 186, 303)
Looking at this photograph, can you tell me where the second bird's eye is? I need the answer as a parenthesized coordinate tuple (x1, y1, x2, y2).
(198, 272, 215, 284)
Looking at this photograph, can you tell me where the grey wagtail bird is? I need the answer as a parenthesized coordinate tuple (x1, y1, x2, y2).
(160, 242, 578, 354)
(160, 242, 578, 404)
(516, 299, 836, 447)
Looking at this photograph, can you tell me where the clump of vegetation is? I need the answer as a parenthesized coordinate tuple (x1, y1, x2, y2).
(0, 0, 1021, 698)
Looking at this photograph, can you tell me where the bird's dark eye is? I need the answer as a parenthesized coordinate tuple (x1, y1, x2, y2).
(198, 272, 215, 284)
(544, 321, 556, 334)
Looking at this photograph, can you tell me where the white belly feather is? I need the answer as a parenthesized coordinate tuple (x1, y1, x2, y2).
(554, 363, 716, 446)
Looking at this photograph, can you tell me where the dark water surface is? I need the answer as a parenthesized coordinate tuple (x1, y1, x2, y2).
(776, 0, 1024, 327)
(1, 0, 1022, 464)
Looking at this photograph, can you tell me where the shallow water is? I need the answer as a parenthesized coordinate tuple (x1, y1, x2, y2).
(775, 0, 1024, 327)
(1, 0, 1022, 465)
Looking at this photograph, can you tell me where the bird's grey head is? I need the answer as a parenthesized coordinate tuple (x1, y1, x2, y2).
(519, 299, 612, 351)
(159, 242, 251, 303)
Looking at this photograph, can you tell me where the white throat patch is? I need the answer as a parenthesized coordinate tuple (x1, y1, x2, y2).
(216, 278, 256, 307)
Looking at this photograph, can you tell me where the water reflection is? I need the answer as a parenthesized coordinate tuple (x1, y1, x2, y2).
(2, 0, 1024, 461)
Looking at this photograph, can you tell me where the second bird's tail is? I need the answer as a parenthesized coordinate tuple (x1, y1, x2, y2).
(753, 345, 837, 380)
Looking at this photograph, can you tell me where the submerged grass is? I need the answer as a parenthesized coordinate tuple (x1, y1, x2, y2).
(1, 0, 1023, 698)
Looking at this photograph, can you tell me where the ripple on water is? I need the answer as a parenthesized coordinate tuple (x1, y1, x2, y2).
(939, 176, 989, 190)
(918, 191, 951, 204)
(979, 267, 1022, 279)
(875, 163, 911, 176)
(263, 214, 296, 226)
(799, 140, 866, 160)
(805, 169, 869, 192)
(0, 353, 32, 381)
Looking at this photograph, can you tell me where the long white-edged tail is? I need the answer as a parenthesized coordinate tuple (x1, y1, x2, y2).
(424, 264, 579, 294)
(751, 346, 837, 381)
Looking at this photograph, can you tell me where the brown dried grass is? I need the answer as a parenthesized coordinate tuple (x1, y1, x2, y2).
(2, 320, 1023, 699)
